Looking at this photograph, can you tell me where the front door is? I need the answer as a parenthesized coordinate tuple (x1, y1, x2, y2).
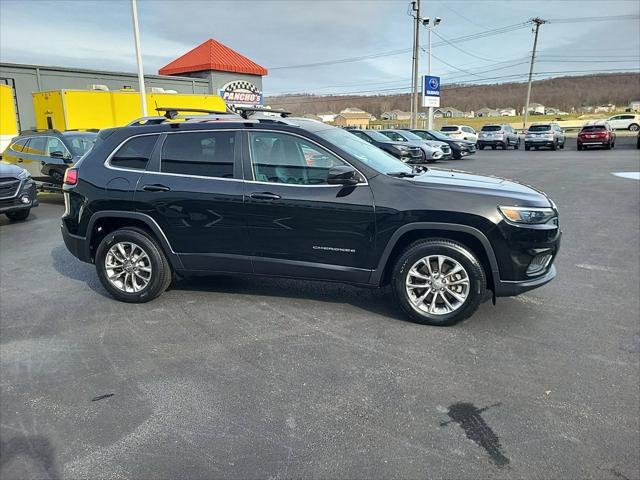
(243, 130, 376, 283)
(134, 129, 250, 273)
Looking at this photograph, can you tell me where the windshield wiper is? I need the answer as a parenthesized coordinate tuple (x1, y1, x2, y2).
(387, 171, 418, 178)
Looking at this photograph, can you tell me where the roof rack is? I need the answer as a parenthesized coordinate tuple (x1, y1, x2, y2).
(19, 128, 63, 135)
(155, 106, 235, 119)
(235, 106, 291, 119)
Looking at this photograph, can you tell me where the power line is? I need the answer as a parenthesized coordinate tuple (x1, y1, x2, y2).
(431, 30, 498, 62)
(546, 14, 640, 23)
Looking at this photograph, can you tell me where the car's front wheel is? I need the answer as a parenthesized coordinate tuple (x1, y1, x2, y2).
(95, 228, 172, 303)
(6, 209, 30, 221)
(391, 239, 486, 326)
(629, 123, 639, 132)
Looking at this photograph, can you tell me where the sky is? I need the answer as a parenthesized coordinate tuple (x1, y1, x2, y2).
(1, 0, 639, 96)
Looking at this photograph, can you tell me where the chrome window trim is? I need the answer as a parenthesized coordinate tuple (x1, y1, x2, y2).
(104, 132, 162, 173)
(246, 129, 369, 187)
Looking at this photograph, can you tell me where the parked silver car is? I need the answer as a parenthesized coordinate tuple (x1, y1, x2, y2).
(380, 129, 448, 162)
(477, 124, 520, 150)
(525, 122, 566, 151)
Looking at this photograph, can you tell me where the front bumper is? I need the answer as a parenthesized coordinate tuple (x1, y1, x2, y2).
(494, 265, 557, 296)
(0, 180, 38, 214)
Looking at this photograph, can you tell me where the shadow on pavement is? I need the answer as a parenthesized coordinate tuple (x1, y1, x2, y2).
(50, 244, 110, 299)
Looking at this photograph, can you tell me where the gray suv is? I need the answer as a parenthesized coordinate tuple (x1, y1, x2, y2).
(525, 123, 566, 151)
(477, 124, 520, 150)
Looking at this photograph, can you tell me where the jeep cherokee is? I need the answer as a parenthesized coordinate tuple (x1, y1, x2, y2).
(61, 109, 560, 326)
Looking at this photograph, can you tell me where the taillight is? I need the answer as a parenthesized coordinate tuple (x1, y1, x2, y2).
(64, 168, 78, 186)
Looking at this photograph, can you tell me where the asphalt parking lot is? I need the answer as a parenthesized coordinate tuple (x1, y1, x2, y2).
(1, 137, 639, 479)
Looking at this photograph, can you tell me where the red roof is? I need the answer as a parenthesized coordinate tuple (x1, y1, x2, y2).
(159, 39, 267, 76)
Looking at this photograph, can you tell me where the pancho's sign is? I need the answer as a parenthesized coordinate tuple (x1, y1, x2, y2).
(219, 81, 262, 111)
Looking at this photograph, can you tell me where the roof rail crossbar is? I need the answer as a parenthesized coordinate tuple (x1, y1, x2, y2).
(19, 128, 63, 135)
(155, 106, 235, 119)
(126, 116, 168, 126)
(235, 106, 292, 119)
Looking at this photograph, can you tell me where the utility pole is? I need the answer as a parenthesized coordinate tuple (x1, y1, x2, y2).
(523, 17, 546, 130)
(427, 23, 432, 129)
(131, 0, 147, 116)
(409, 0, 420, 129)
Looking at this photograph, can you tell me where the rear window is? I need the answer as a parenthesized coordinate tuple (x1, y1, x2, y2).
(161, 131, 236, 179)
(581, 125, 606, 132)
(440, 126, 459, 132)
(481, 125, 502, 132)
(528, 125, 551, 132)
(110, 135, 158, 170)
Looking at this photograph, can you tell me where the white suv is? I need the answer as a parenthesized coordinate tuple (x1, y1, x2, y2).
(440, 125, 478, 143)
(606, 114, 640, 131)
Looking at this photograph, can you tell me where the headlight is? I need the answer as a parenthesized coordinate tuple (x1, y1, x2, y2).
(17, 169, 30, 180)
(499, 206, 556, 225)
(454, 142, 467, 147)
(393, 145, 409, 152)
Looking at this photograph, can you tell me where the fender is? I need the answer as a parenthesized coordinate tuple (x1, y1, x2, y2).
(86, 210, 184, 269)
(369, 222, 500, 287)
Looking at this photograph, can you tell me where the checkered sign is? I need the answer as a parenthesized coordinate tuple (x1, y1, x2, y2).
(220, 80, 263, 112)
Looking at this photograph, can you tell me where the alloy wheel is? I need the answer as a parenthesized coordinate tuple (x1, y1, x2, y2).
(104, 241, 152, 293)
(405, 255, 470, 315)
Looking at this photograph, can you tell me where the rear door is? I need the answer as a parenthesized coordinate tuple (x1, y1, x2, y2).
(16, 136, 48, 180)
(134, 129, 249, 273)
(243, 129, 375, 283)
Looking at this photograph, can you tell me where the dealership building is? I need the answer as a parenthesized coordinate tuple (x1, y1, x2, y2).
(0, 38, 268, 130)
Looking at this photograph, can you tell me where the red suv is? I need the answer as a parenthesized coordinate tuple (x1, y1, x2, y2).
(577, 122, 615, 150)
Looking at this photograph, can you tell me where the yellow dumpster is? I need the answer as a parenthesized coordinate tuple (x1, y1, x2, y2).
(32, 89, 227, 131)
(0, 84, 19, 154)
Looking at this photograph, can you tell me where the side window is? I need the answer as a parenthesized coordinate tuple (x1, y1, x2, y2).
(46, 137, 69, 157)
(10, 138, 28, 152)
(24, 137, 46, 156)
(110, 135, 157, 170)
(352, 131, 371, 143)
(161, 131, 236, 179)
(249, 131, 347, 185)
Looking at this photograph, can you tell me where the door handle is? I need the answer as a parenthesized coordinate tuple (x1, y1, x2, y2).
(250, 192, 281, 200)
(142, 184, 171, 192)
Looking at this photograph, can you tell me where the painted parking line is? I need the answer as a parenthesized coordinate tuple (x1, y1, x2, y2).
(611, 172, 640, 180)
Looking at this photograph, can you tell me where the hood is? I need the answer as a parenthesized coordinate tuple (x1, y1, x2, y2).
(408, 168, 551, 207)
(425, 140, 449, 148)
(0, 161, 28, 178)
(403, 140, 440, 152)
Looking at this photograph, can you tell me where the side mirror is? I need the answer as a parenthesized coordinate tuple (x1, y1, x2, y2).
(327, 165, 362, 186)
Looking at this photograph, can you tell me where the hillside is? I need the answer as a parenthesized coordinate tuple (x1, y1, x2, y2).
(266, 73, 640, 116)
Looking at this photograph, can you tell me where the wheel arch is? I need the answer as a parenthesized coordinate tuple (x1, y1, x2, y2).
(87, 211, 183, 269)
(372, 223, 499, 292)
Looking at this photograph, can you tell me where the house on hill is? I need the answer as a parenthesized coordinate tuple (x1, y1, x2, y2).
(476, 108, 500, 117)
(524, 103, 545, 115)
(381, 109, 411, 121)
(317, 112, 337, 122)
(627, 101, 640, 112)
(333, 109, 372, 128)
(499, 108, 516, 117)
(433, 107, 464, 118)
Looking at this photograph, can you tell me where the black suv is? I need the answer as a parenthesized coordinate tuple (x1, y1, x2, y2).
(2, 130, 97, 184)
(346, 129, 422, 163)
(61, 109, 560, 325)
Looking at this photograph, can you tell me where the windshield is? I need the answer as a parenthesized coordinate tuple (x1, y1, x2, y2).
(481, 125, 502, 132)
(528, 125, 551, 132)
(380, 131, 407, 142)
(440, 126, 459, 132)
(363, 130, 394, 142)
(424, 130, 450, 141)
(318, 128, 412, 175)
(397, 130, 422, 141)
(64, 133, 97, 156)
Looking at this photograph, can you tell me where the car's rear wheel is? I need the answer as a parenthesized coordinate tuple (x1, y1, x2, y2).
(577, 144, 583, 151)
(491, 145, 497, 150)
(478, 145, 485, 150)
(605, 140, 612, 150)
(525, 145, 530, 151)
(96, 228, 172, 303)
(391, 239, 486, 326)
(6, 209, 30, 221)
(551, 141, 557, 151)
(514, 139, 520, 149)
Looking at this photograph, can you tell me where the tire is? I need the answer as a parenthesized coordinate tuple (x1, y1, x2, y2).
(6, 209, 30, 221)
(391, 239, 487, 326)
(491, 145, 496, 150)
(577, 144, 583, 151)
(629, 123, 639, 132)
(551, 141, 557, 151)
(560, 141, 565, 149)
(514, 139, 520, 150)
(535, 146, 539, 150)
(95, 227, 172, 303)
(611, 140, 615, 149)
(479, 145, 485, 150)
(525, 145, 530, 151)
(605, 141, 612, 150)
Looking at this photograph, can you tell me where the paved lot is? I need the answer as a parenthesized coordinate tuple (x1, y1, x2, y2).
(1, 137, 639, 479)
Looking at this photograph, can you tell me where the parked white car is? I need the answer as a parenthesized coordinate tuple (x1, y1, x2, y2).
(440, 125, 478, 143)
(606, 114, 640, 131)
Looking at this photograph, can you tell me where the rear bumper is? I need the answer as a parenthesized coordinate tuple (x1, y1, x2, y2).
(494, 265, 557, 296)
(478, 139, 505, 146)
(525, 140, 555, 147)
(61, 222, 92, 263)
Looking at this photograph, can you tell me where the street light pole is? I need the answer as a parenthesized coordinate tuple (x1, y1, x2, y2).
(523, 17, 546, 131)
(131, 0, 147, 116)
(427, 23, 432, 130)
(409, 0, 420, 129)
